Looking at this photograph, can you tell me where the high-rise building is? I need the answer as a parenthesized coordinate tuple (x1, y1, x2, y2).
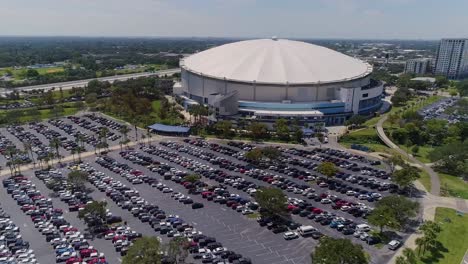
(434, 38, 468, 79)
(404, 58, 432, 75)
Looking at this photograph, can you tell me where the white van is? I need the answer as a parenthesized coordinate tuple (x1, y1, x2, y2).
(356, 224, 371, 232)
(297, 225, 316, 237)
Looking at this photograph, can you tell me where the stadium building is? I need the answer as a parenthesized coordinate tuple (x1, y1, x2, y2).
(179, 38, 384, 125)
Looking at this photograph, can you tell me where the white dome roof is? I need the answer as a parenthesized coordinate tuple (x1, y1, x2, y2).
(182, 38, 372, 85)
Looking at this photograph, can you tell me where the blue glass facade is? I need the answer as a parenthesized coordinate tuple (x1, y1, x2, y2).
(238, 101, 346, 114)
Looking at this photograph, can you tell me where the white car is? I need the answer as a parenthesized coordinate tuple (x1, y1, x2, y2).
(388, 240, 402, 250)
(283, 231, 299, 240)
(56, 251, 76, 262)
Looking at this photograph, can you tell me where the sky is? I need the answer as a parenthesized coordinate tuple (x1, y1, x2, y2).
(1, 0, 467, 39)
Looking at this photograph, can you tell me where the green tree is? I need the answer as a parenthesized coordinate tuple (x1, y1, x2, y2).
(392, 165, 420, 195)
(85, 92, 98, 104)
(215, 120, 233, 138)
(429, 140, 468, 176)
(293, 126, 303, 143)
(255, 187, 289, 221)
(402, 248, 417, 264)
(411, 145, 419, 155)
(274, 118, 290, 141)
(165, 237, 189, 264)
(26, 69, 39, 78)
(68, 170, 89, 192)
(456, 80, 468, 96)
(183, 174, 200, 183)
(418, 220, 442, 256)
(122, 236, 162, 264)
(261, 146, 281, 160)
(248, 122, 269, 141)
(435, 75, 449, 88)
(367, 195, 419, 233)
(49, 137, 62, 160)
(245, 148, 263, 163)
(344, 115, 366, 127)
(310, 237, 368, 264)
(392, 128, 409, 145)
(386, 155, 405, 174)
(119, 126, 131, 150)
(78, 201, 107, 230)
(317, 162, 338, 178)
(52, 105, 65, 118)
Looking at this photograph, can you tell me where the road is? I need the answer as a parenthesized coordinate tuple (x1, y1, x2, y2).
(3, 68, 180, 92)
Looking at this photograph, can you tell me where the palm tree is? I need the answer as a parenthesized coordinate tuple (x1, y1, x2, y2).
(402, 248, 417, 264)
(99, 127, 109, 150)
(6, 161, 14, 176)
(119, 126, 131, 149)
(50, 137, 62, 161)
(75, 134, 85, 162)
(119, 126, 130, 143)
(71, 148, 76, 163)
(146, 129, 152, 146)
(415, 237, 425, 256)
(23, 142, 34, 163)
(395, 256, 408, 264)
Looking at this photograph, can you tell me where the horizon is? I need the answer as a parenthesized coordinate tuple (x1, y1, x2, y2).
(0, 35, 452, 41)
(2, 0, 468, 39)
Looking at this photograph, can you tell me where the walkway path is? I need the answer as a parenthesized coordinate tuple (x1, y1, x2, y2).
(376, 115, 441, 196)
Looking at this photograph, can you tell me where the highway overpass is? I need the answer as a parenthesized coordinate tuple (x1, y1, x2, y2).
(3, 68, 180, 92)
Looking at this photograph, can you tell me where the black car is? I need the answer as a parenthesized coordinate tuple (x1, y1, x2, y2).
(192, 203, 204, 209)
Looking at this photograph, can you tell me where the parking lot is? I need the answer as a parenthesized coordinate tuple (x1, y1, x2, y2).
(0, 114, 407, 264)
(418, 97, 466, 122)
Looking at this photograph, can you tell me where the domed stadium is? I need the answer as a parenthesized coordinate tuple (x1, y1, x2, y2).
(179, 38, 383, 125)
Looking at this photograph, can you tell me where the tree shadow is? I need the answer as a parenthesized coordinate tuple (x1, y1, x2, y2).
(411, 187, 427, 198)
(419, 241, 449, 264)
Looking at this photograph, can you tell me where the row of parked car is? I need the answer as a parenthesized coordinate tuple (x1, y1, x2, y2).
(123, 150, 262, 217)
(140, 144, 365, 240)
(0, 132, 31, 165)
(83, 114, 124, 132)
(90, 158, 252, 264)
(159, 141, 390, 248)
(211, 141, 394, 203)
(6, 125, 53, 160)
(29, 123, 79, 152)
(0, 201, 36, 264)
(2, 173, 107, 264)
(172, 141, 374, 220)
(67, 116, 120, 142)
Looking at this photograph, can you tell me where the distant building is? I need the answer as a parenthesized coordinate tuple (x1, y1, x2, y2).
(404, 58, 432, 75)
(434, 38, 468, 79)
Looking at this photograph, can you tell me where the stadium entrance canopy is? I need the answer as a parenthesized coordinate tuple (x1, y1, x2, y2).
(148, 123, 190, 136)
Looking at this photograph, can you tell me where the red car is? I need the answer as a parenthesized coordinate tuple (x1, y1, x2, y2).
(62, 227, 79, 234)
(80, 248, 97, 258)
(21, 204, 36, 212)
(66, 257, 83, 264)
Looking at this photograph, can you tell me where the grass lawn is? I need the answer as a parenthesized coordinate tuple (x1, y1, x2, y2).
(0, 66, 64, 80)
(104, 99, 184, 129)
(418, 170, 432, 193)
(416, 208, 468, 264)
(0, 104, 80, 124)
(339, 127, 391, 153)
(246, 213, 260, 219)
(411, 145, 433, 163)
(439, 173, 468, 199)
